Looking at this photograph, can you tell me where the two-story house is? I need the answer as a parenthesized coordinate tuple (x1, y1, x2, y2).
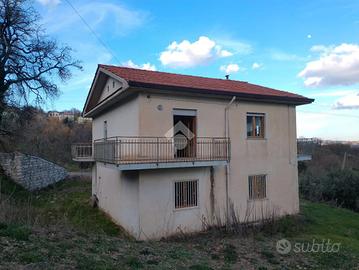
(72, 64, 313, 240)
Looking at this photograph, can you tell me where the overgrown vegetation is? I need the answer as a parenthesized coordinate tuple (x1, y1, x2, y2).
(0, 106, 91, 169)
(0, 174, 358, 269)
(300, 168, 359, 211)
(0, 0, 81, 137)
(299, 142, 359, 212)
(0, 173, 122, 237)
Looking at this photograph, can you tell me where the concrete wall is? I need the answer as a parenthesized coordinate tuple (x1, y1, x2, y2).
(94, 163, 140, 237)
(91, 91, 299, 239)
(92, 95, 141, 236)
(137, 93, 299, 222)
(138, 167, 211, 239)
(92, 95, 139, 140)
(0, 152, 68, 191)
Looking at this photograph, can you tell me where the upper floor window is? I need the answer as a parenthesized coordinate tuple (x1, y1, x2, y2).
(247, 113, 265, 138)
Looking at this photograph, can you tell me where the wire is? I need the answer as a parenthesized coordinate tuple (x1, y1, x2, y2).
(63, 0, 121, 64)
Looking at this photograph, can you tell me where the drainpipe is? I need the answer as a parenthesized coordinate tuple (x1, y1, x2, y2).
(224, 96, 236, 225)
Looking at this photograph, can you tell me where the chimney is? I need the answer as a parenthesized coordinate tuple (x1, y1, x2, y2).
(225, 74, 230, 80)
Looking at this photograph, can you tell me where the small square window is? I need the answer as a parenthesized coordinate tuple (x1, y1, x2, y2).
(174, 180, 198, 209)
(247, 113, 265, 138)
(248, 175, 266, 200)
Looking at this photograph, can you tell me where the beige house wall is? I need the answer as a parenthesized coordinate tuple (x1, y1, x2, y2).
(98, 77, 123, 103)
(91, 91, 299, 239)
(92, 95, 139, 140)
(91, 95, 142, 237)
(138, 167, 211, 239)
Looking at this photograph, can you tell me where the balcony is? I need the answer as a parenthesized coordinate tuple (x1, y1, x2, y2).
(297, 138, 320, 161)
(71, 143, 94, 162)
(72, 136, 230, 170)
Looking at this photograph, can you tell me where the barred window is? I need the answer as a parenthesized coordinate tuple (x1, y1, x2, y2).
(174, 180, 198, 209)
(248, 175, 267, 200)
(247, 113, 265, 138)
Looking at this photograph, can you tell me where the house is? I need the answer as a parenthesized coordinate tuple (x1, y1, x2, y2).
(47, 110, 75, 121)
(72, 64, 314, 240)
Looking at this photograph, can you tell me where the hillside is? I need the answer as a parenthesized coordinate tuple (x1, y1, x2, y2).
(0, 175, 358, 270)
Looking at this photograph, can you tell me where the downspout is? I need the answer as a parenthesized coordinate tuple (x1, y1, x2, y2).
(224, 96, 236, 225)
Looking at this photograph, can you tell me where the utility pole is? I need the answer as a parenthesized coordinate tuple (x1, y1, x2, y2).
(341, 152, 348, 170)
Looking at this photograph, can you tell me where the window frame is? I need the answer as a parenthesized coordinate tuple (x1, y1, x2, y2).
(103, 120, 108, 139)
(173, 179, 199, 210)
(248, 174, 267, 200)
(246, 112, 266, 139)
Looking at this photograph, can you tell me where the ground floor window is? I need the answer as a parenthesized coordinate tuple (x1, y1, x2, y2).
(174, 180, 198, 209)
(248, 174, 267, 200)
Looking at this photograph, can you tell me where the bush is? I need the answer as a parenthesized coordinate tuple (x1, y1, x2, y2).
(0, 223, 31, 241)
(300, 169, 359, 212)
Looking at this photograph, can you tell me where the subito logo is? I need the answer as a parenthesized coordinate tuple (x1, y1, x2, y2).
(276, 239, 291, 255)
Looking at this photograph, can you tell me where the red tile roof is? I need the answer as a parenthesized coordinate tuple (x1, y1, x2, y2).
(99, 64, 313, 105)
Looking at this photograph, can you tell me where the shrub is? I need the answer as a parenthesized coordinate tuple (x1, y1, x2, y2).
(300, 169, 359, 212)
(0, 223, 31, 241)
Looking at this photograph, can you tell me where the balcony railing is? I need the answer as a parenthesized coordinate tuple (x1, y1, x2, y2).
(93, 136, 230, 165)
(297, 138, 321, 161)
(71, 143, 93, 161)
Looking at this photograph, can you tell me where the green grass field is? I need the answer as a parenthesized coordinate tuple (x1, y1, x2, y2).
(0, 175, 358, 270)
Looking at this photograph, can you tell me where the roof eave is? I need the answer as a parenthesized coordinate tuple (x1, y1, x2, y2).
(128, 81, 314, 106)
(82, 66, 130, 116)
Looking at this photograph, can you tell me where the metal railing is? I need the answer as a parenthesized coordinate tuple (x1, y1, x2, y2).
(93, 136, 230, 165)
(297, 138, 321, 156)
(71, 143, 93, 160)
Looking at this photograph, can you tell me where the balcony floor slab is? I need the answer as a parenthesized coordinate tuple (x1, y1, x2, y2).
(99, 160, 228, 171)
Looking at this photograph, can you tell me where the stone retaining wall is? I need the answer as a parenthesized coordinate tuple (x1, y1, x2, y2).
(0, 152, 68, 191)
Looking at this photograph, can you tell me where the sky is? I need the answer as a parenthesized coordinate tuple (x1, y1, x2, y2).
(34, 0, 359, 140)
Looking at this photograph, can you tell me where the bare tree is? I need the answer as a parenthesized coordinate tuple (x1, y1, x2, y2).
(0, 0, 82, 134)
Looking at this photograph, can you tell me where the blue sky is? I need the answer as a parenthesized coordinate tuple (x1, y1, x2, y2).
(35, 0, 359, 140)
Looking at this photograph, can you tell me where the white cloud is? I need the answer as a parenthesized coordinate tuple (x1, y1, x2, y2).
(217, 49, 233, 57)
(310, 90, 356, 98)
(296, 111, 330, 137)
(43, 2, 147, 35)
(299, 43, 359, 87)
(214, 38, 252, 55)
(123, 60, 156, 71)
(271, 50, 307, 61)
(307, 34, 312, 39)
(252, 62, 263, 70)
(37, 0, 60, 6)
(333, 92, 359, 109)
(220, 64, 242, 74)
(159, 36, 233, 68)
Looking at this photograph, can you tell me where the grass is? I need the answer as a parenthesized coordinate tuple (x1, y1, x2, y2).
(0, 174, 358, 269)
(296, 201, 359, 269)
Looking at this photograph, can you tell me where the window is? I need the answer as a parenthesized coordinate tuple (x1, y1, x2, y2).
(112, 80, 116, 88)
(247, 113, 265, 138)
(174, 180, 198, 209)
(103, 121, 107, 139)
(248, 175, 267, 200)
